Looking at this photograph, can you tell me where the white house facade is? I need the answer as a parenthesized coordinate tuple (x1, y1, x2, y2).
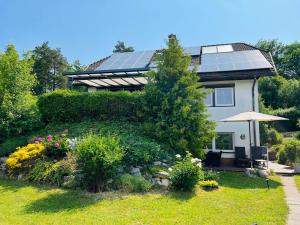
(65, 42, 276, 165)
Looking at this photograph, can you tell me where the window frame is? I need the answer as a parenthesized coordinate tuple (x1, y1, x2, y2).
(203, 84, 235, 107)
(215, 87, 235, 107)
(215, 132, 235, 152)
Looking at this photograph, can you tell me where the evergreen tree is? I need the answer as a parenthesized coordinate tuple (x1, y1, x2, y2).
(113, 41, 134, 53)
(31, 42, 68, 94)
(144, 35, 215, 158)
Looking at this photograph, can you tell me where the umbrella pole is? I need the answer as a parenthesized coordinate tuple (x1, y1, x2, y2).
(248, 120, 253, 168)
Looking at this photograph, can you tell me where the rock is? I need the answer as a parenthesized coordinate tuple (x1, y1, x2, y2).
(17, 174, 23, 181)
(153, 161, 162, 166)
(0, 157, 7, 164)
(161, 163, 169, 168)
(130, 167, 142, 176)
(257, 169, 268, 178)
(245, 168, 258, 178)
(160, 179, 170, 187)
(1, 164, 6, 173)
(155, 171, 169, 179)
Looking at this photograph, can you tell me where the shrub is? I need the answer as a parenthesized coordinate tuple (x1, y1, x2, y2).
(277, 148, 287, 164)
(294, 132, 300, 140)
(267, 128, 283, 146)
(121, 136, 167, 166)
(170, 153, 200, 191)
(117, 174, 152, 192)
(75, 134, 123, 192)
(6, 143, 45, 175)
(203, 170, 219, 181)
(199, 180, 219, 190)
(269, 144, 284, 161)
(27, 160, 66, 186)
(38, 90, 145, 123)
(268, 107, 300, 131)
(284, 139, 300, 164)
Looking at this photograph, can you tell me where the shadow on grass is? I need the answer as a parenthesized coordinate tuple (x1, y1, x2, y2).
(24, 191, 95, 213)
(218, 172, 282, 190)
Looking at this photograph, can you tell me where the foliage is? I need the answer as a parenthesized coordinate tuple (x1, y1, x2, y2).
(294, 132, 300, 140)
(266, 107, 300, 131)
(113, 41, 134, 53)
(0, 173, 288, 225)
(117, 174, 152, 192)
(269, 144, 284, 161)
(0, 44, 40, 142)
(31, 130, 70, 158)
(0, 135, 29, 157)
(31, 42, 68, 94)
(170, 152, 200, 191)
(38, 90, 145, 123)
(277, 139, 300, 165)
(267, 128, 283, 146)
(6, 143, 45, 175)
(27, 160, 67, 186)
(199, 180, 219, 190)
(121, 135, 167, 166)
(144, 35, 215, 157)
(203, 170, 220, 181)
(75, 133, 124, 192)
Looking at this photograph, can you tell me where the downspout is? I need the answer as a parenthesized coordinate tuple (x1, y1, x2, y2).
(252, 77, 257, 146)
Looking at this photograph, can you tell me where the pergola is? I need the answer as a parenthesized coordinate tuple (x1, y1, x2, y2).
(65, 68, 149, 91)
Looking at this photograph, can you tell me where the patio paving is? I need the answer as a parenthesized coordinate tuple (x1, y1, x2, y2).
(268, 161, 294, 175)
(281, 176, 300, 225)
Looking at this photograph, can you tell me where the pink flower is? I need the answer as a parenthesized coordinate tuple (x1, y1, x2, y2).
(47, 135, 53, 141)
(54, 142, 60, 148)
(64, 129, 69, 133)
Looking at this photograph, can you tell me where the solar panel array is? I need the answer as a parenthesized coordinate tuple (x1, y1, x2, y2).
(199, 50, 272, 73)
(96, 50, 155, 71)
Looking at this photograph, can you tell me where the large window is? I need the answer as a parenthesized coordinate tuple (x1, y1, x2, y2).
(215, 133, 234, 151)
(204, 85, 235, 107)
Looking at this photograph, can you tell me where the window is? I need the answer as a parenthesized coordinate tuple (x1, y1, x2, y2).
(202, 45, 233, 54)
(215, 133, 234, 151)
(204, 85, 235, 107)
(215, 87, 234, 106)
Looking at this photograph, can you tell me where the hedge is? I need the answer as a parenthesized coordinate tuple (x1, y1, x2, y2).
(37, 90, 145, 123)
(268, 107, 300, 131)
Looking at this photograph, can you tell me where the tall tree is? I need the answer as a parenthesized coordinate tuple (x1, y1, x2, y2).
(31, 42, 68, 94)
(144, 35, 215, 157)
(68, 59, 87, 72)
(281, 42, 300, 79)
(0, 44, 38, 141)
(113, 41, 134, 53)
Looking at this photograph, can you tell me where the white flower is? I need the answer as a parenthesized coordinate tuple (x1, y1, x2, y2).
(168, 167, 173, 172)
(175, 154, 181, 159)
(68, 137, 77, 150)
(196, 162, 202, 169)
(191, 158, 201, 164)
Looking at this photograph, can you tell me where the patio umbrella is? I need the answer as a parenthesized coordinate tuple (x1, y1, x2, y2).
(220, 111, 288, 168)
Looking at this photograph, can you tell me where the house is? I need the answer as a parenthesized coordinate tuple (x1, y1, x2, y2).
(65, 41, 276, 165)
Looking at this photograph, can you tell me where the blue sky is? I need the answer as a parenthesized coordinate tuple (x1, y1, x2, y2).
(1, 0, 299, 65)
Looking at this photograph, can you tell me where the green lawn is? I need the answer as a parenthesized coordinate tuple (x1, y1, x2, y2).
(0, 172, 287, 225)
(295, 175, 300, 192)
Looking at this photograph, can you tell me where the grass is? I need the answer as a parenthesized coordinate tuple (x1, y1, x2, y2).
(0, 120, 160, 157)
(0, 172, 288, 225)
(295, 175, 300, 192)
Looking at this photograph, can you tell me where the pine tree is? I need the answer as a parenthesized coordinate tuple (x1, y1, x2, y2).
(144, 35, 215, 157)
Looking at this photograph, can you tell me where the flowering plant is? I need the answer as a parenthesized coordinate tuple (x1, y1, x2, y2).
(31, 129, 70, 158)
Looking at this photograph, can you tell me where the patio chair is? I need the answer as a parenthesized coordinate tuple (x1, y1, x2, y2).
(203, 151, 223, 167)
(251, 146, 268, 168)
(234, 146, 251, 167)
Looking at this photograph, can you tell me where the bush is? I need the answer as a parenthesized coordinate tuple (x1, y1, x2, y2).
(31, 130, 70, 158)
(276, 139, 300, 165)
(267, 128, 283, 146)
(38, 90, 145, 123)
(75, 133, 123, 192)
(294, 132, 300, 140)
(121, 136, 167, 166)
(27, 160, 66, 186)
(6, 143, 45, 175)
(268, 107, 300, 131)
(269, 144, 284, 161)
(117, 174, 152, 192)
(277, 148, 287, 164)
(170, 153, 200, 191)
(203, 170, 219, 181)
(199, 180, 219, 190)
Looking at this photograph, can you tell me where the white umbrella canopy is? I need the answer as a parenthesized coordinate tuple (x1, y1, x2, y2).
(220, 111, 288, 122)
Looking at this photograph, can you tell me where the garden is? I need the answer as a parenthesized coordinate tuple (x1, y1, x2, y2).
(0, 36, 289, 224)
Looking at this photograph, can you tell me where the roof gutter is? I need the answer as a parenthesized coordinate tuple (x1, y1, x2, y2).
(252, 77, 257, 146)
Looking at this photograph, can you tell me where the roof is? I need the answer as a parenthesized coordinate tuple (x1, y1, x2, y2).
(66, 42, 277, 90)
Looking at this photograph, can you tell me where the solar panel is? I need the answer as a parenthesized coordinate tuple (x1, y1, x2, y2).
(184, 46, 200, 56)
(96, 50, 155, 71)
(199, 50, 272, 73)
